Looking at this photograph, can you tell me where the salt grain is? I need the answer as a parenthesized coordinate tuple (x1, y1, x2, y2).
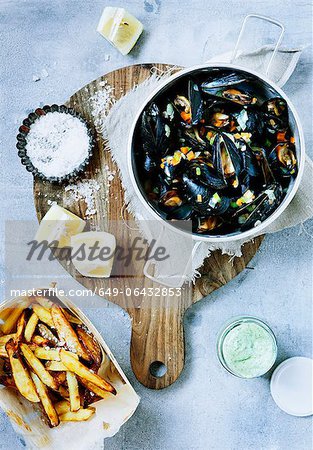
(65, 180, 101, 218)
(26, 112, 91, 178)
(89, 80, 115, 132)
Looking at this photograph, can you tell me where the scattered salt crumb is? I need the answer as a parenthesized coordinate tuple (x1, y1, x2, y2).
(65, 180, 101, 218)
(104, 54, 111, 61)
(32, 75, 40, 82)
(89, 80, 115, 132)
(41, 68, 49, 78)
(65, 167, 116, 218)
(47, 200, 56, 206)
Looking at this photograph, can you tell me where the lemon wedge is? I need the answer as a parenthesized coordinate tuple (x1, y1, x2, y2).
(97, 7, 143, 55)
(35, 204, 86, 248)
(71, 231, 116, 278)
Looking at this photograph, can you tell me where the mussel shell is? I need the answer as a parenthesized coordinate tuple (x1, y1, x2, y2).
(261, 98, 289, 136)
(141, 103, 170, 157)
(233, 183, 283, 230)
(221, 88, 255, 106)
(251, 147, 275, 186)
(238, 143, 261, 191)
(262, 98, 288, 118)
(194, 216, 223, 233)
(182, 174, 230, 215)
(186, 160, 227, 190)
(189, 79, 203, 125)
(268, 143, 297, 178)
(167, 204, 193, 220)
(144, 152, 157, 173)
(212, 133, 242, 187)
(201, 73, 247, 91)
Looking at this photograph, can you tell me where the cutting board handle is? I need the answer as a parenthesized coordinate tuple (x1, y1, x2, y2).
(129, 305, 185, 389)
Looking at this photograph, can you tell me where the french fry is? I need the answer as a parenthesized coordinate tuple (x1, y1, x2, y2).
(0, 334, 16, 345)
(24, 313, 39, 342)
(58, 385, 70, 399)
(0, 307, 14, 323)
(14, 311, 26, 344)
(1, 299, 29, 334)
(20, 343, 58, 390)
(5, 340, 40, 403)
(30, 372, 59, 427)
(59, 407, 95, 422)
(76, 326, 102, 368)
(28, 343, 38, 352)
(55, 399, 71, 415)
(33, 305, 54, 328)
(64, 310, 81, 325)
(37, 324, 58, 345)
(46, 361, 67, 371)
(60, 350, 116, 395)
(66, 371, 80, 411)
(32, 335, 51, 346)
(51, 305, 90, 361)
(53, 371, 66, 386)
(34, 348, 61, 361)
(78, 376, 111, 400)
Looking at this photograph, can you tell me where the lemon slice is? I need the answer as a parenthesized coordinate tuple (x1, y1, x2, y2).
(35, 204, 86, 248)
(71, 231, 116, 278)
(97, 7, 143, 56)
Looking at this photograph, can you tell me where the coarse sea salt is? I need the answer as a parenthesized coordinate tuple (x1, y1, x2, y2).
(89, 80, 115, 132)
(65, 167, 116, 218)
(26, 112, 91, 178)
(65, 180, 101, 218)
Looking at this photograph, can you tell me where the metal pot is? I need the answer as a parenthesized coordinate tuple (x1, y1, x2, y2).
(127, 15, 305, 284)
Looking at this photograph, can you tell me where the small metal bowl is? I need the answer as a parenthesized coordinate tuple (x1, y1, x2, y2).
(16, 104, 94, 184)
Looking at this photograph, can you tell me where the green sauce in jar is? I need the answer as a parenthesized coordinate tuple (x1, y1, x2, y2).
(217, 317, 277, 378)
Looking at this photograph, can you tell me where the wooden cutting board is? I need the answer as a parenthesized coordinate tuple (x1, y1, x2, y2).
(34, 63, 263, 389)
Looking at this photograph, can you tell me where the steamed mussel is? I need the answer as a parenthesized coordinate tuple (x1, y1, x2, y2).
(136, 70, 298, 236)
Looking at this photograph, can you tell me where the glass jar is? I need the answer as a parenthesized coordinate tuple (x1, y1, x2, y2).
(217, 316, 277, 379)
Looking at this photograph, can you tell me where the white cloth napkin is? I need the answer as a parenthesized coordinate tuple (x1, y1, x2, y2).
(103, 47, 313, 286)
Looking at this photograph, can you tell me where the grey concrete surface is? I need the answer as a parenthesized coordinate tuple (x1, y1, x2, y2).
(0, 0, 312, 449)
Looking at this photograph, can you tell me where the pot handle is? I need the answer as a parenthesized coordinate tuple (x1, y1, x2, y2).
(143, 227, 201, 287)
(230, 14, 285, 78)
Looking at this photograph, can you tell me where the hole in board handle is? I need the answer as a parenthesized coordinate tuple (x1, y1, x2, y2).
(149, 361, 167, 378)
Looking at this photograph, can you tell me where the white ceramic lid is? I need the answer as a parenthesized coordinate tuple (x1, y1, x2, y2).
(270, 357, 313, 416)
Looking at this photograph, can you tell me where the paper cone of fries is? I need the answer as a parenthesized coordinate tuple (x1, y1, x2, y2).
(0, 288, 140, 449)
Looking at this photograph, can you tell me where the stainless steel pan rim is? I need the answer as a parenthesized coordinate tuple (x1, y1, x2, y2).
(127, 62, 306, 243)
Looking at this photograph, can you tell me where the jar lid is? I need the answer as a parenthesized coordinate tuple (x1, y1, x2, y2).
(270, 357, 313, 416)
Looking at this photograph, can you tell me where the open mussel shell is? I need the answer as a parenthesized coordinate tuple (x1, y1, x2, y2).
(182, 175, 230, 215)
(16, 104, 94, 184)
(233, 183, 283, 231)
(262, 97, 288, 119)
(212, 133, 242, 188)
(173, 79, 203, 127)
(268, 142, 297, 178)
(194, 216, 224, 233)
(261, 97, 289, 135)
(158, 189, 193, 220)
